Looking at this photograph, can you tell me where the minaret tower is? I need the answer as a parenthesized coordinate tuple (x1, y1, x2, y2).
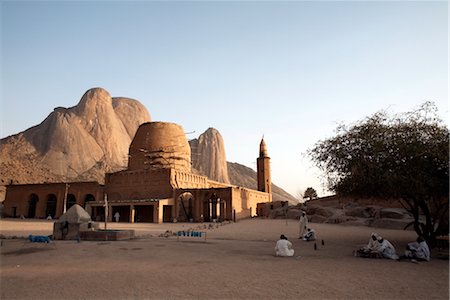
(257, 137, 272, 200)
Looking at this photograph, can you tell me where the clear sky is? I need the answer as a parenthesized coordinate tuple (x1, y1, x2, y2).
(1, 1, 448, 198)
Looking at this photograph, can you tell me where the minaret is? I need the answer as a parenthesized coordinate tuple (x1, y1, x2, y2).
(257, 137, 272, 200)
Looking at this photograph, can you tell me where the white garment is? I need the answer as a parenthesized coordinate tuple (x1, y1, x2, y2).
(303, 229, 316, 241)
(364, 234, 381, 252)
(379, 239, 399, 260)
(406, 241, 430, 261)
(275, 239, 295, 257)
(114, 212, 120, 222)
(298, 214, 308, 238)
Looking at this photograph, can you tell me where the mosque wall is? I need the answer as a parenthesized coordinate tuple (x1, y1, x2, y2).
(171, 170, 209, 189)
(105, 169, 174, 200)
(2, 182, 103, 219)
(231, 187, 271, 219)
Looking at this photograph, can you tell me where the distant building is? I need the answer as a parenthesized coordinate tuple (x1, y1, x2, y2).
(3, 122, 272, 223)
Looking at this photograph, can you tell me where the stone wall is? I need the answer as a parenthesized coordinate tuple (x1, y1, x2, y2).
(231, 187, 270, 219)
(3, 182, 103, 219)
(106, 169, 174, 200)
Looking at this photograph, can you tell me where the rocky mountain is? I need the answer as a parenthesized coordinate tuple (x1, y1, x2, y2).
(0, 87, 296, 204)
(189, 128, 230, 184)
(0, 87, 151, 185)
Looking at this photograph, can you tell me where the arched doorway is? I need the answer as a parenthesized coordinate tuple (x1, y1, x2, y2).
(28, 194, 39, 218)
(46, 194, 57, 218)
(178, 192, 194, 222)
(84, 194, 95, 208)
(203, 193, 225, 222)
(67, 194, 76, 210)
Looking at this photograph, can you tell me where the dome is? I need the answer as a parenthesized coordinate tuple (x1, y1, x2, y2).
(128, 122, 191, 172)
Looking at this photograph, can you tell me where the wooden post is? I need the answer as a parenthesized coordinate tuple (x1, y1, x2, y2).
(104, 193, 108, 230)
(63, 183, 69, 213)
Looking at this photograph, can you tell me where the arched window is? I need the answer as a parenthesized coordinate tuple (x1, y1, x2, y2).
(46, 194, 57, 218)
(84, 194, 95, 208)
(178, 192, 194, 222)
(28, 194, 39, 218)
(67, 194, 76, 210)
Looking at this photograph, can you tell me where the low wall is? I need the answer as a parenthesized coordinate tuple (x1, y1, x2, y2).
(79, 229, 135, 241)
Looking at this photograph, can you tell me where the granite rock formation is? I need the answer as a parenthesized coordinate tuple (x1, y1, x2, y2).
(267, 196, 419, 230)
(0, 87, 151, 185)
(189, 128, 229, 183)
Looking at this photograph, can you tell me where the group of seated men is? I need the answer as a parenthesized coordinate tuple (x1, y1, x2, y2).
(275, 230, 431, 262)
(355, 232, 430, 262)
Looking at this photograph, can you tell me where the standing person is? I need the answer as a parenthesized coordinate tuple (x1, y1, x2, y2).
(114, 211, 120, 223)
(403, 236, 431, 262)
(377, 236, 399, 260)
(275, 234, 295, 257)
(298, 211, 308, 239)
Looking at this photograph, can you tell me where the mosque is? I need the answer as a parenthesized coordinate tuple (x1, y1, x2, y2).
(3, 122, 272, 223)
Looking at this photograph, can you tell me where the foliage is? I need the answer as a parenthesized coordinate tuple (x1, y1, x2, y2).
(303, 187, 318, 201)
(309, 102, 449, 245)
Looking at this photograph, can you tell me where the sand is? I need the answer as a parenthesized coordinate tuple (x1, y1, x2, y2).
(1, 218, 448, 299)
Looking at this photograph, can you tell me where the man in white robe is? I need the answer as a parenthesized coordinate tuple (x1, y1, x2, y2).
(404, 236, 430, 261)
(114, 212, 120, 222)
(355, 233, 382, 258)
(275, 234, 295, 257)
(298, 212, 308, 239)
(365, 233, 381, 251)
(303, 228, 316, 241)
(377, 236, 399, 260)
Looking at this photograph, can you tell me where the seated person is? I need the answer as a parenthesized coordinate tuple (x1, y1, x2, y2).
(303, 228, 316, 241)
(377, 236, 399, 260)
(355, 232, 382, 258)
(403, 236, 430, 262)
(275, 234, 295, 257)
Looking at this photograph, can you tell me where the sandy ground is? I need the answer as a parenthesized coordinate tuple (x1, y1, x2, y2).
(0, 218, 448, 300)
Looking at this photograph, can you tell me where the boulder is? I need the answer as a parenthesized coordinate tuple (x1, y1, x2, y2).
(308, 215, 328, 223)
(344, 206, 377, 218)
(306, 205, 334, 218)
(379, 208, 409, 219)
(269, 207, 289, 219)
(325, 216, 357, 224)
(370, 218, 414, 230)
(286, 209, 302, 220)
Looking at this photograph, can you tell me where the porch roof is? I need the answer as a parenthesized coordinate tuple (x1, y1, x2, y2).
(88, 198, 171, 206)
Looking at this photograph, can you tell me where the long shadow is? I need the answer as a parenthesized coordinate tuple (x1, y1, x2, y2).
(2, 247, 55, 256)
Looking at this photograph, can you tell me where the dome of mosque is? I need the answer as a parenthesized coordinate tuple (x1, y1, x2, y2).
(128, 122, 191, 172)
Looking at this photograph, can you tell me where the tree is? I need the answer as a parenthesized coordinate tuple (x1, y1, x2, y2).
(308, 102, 449, 246)
(303, 187, 318, 201)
